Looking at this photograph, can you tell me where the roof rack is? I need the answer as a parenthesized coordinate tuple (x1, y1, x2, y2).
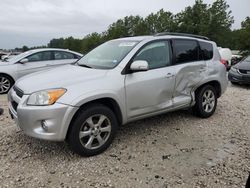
(154, 32, 210, 41)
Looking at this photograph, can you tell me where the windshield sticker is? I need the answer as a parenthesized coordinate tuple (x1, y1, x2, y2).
(112, 60, 118, 63)
(119, 42, 136, 47)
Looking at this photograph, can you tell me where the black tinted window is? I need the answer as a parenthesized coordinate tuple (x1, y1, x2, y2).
(199, 41, 213, 60)
(134, 41, 171, 69)
(173, 40, 199, 64)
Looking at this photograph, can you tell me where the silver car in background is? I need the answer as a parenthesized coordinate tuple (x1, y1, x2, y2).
(8, 33, 228, 156)
(0, 48, 83, 94)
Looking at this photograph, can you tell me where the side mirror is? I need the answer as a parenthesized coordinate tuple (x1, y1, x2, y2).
(19, 58, 29, 64)
(130, 60, 149, 72)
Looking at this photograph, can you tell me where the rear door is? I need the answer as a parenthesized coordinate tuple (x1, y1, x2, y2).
(171, 39, 207, 106)
(125, 40, 176, 119)
(50, 51, 79, 67)
(17, 51, 53, 78)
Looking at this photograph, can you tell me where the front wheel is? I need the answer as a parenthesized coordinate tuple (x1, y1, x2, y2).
(67, 104, 118, 156)
(0, 75, 13, 94)
(193, 85, 217, 118)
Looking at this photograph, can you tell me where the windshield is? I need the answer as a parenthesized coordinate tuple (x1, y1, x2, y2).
(4, 51, 33, 62)
(77, 40, 139, 69)
(244, 56, 250, 62)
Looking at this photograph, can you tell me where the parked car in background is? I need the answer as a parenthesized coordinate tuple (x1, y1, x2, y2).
(228, 55, 250, 85)
(0, 48, 83, 94)
(0, 52, 8, 60)
(2, 54, 17, 61)
(1, 52, 21, 61)
(231, 54, 243, 66)
(218, 48, 232, 70)
(8, 33, 228, 156)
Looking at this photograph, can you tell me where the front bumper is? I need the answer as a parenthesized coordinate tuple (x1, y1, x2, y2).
(8, 88, 78, 141)
(228, 70, 250, 84)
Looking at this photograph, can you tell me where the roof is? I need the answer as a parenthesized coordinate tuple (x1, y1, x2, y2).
(27, 48, 83, 55)
(114, 33, 212, 43)
(113, 36, 153, 42)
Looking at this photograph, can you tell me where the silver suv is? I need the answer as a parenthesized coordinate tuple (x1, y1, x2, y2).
(8, 33, 228, 156)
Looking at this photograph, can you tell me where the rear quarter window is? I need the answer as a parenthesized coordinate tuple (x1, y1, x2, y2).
(199, 41, 213, 60)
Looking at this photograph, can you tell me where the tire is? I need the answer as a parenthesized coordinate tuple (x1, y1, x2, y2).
(0, 74, 14, 94)
(67, 104, 118, 156)
(193, 85, 217, 118)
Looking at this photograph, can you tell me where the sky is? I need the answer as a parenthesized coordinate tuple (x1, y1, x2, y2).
(0, 0, 249, 49)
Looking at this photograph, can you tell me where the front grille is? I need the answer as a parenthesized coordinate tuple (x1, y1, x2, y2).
(239, 69, 250, 74)
(11, 101, 18, 112)
(13, 86, 24, 98)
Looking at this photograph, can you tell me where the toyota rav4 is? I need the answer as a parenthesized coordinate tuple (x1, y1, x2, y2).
(8, 33, 228, 156)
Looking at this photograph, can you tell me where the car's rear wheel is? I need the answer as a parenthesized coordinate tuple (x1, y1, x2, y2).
(0, 75, 13, 94)
(67, 104, 118, 156)
(193, 85, 217, 118)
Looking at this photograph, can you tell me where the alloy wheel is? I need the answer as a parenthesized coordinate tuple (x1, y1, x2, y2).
(202, 89, 215, 113)
(79, 114, 112, 150)
(0, 77, 11, 94)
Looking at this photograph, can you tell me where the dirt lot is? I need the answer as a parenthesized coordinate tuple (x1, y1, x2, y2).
(0, 84, 249, 188)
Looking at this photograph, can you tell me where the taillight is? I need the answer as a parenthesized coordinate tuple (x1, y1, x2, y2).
(220, 59, 228, 68)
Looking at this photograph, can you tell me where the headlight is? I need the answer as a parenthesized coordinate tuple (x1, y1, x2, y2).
(27, 88, 66, 106)
(231, 67, 238, 72)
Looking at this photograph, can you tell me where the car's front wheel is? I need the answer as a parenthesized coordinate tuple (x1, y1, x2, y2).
(67, 104, 118, 156)
(193, 85, 217, 118)
(0, 74, 13, 94)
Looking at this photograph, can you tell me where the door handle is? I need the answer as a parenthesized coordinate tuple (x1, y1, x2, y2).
(165, 73, 175, 78)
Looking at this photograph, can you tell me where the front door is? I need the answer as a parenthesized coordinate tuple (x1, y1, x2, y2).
(51, 51, 79, 67)
(125, 40, 176, 119)
(17, 51, 53, 78)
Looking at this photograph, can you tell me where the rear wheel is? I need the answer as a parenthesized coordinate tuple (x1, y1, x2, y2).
(193, 85, 217, 118)
(0, 75, 13, 94)
(67, 104, 118, 156)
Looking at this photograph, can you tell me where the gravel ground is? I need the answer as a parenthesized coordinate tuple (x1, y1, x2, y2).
(0, 84, 249, 188)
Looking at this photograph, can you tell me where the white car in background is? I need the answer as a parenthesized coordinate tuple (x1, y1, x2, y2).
(218, 48, 232, 69)
(0, 48, 83, 94)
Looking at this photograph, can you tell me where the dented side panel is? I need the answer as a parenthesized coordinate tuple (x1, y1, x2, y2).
(172, 60, 207, 106)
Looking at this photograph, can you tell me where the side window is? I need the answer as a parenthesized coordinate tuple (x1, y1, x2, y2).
(173, 39, 199, 64)
(199, 41, 213, 60)
(54, 51, 75, 60)
(75, 54, 82, 59)
(27, 51, 52, 62)
(133, 41, 171, 69)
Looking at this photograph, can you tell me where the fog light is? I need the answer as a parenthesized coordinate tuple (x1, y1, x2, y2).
(41, 120, 48, 131)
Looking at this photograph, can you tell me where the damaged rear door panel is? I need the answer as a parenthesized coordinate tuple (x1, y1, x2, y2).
(171, 39, 207, 107)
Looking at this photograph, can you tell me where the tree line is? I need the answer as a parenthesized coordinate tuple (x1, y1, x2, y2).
(19, 0, 250, 55)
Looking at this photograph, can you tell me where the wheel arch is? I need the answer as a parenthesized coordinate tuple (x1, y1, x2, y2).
(66, 97, 123, 140)
(195, 80, 222, 98)
(0, 73, 15, 84)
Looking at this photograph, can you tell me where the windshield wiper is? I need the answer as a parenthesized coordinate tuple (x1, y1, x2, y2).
(78, 64, 93, 69)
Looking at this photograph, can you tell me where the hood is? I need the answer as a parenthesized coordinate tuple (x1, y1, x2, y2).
(15, 65, 108, 94)
(0, 60, 15, 66)
(234, 60, 250, 70)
